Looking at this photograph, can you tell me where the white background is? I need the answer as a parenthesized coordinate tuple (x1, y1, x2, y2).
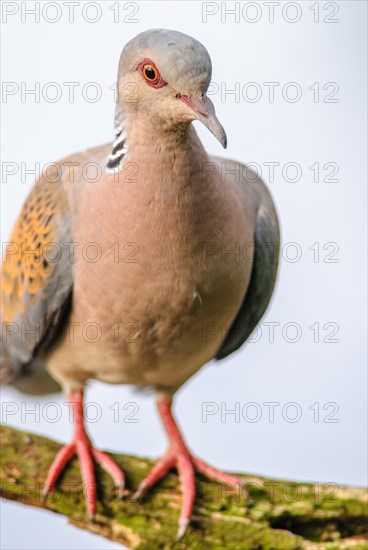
(1, 1, 367, 548)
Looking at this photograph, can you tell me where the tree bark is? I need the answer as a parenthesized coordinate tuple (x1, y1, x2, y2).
(1, 425, 367, 549)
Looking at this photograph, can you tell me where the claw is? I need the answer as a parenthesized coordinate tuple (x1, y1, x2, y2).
(87, 510, 96, 522)
(41, 484, 50, 503)
(91, 448, 125, 499)
(115, 480, 125, 500)
(176, 518, 190, 541)
(131, 481, 147, 501)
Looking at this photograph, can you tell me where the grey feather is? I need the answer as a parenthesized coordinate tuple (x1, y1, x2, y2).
(216, 173, 280, 360)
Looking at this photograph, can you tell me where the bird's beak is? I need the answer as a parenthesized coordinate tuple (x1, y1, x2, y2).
(177, 94, 227, 148)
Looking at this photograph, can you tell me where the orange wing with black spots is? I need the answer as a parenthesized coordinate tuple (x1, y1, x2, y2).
(1, 167, 73, 382)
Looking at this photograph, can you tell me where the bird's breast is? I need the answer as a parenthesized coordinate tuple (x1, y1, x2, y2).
(49, 155, 253, 390)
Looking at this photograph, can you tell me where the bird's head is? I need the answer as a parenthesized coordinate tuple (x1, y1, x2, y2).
(116, 29, 227, 148)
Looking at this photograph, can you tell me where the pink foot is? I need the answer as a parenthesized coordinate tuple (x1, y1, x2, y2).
(42, 391, 124, 519)
(133, 396, 245, 540)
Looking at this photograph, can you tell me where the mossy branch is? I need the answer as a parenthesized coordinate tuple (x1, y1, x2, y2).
(1, 425, 367, 550)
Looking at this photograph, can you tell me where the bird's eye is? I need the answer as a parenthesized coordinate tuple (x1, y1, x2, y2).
(138, 59, 167, 89)
(143, 64, 159, 83)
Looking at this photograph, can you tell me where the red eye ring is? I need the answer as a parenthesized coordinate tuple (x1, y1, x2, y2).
(138, 59, 167, 89)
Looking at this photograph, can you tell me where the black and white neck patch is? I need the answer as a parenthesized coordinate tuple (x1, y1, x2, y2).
(106, 123, 128, 173)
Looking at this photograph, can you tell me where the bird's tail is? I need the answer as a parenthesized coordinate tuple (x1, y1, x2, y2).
(1, 345, 61, 395)
(0, 343, 20, 384)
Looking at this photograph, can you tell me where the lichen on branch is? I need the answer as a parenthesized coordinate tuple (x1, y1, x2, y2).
(1, 425, 367, 549)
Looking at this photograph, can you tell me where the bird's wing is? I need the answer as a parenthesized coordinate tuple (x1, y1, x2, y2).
(1, 164, 74, 385)
(215, 162, 280, 360)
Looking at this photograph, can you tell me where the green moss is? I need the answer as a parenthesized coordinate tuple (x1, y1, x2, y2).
(1, 425, 367, 549)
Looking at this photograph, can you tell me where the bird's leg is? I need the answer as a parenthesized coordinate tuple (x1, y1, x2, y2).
(133, 395, 244, 540)
(42, 390, 125, 519)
